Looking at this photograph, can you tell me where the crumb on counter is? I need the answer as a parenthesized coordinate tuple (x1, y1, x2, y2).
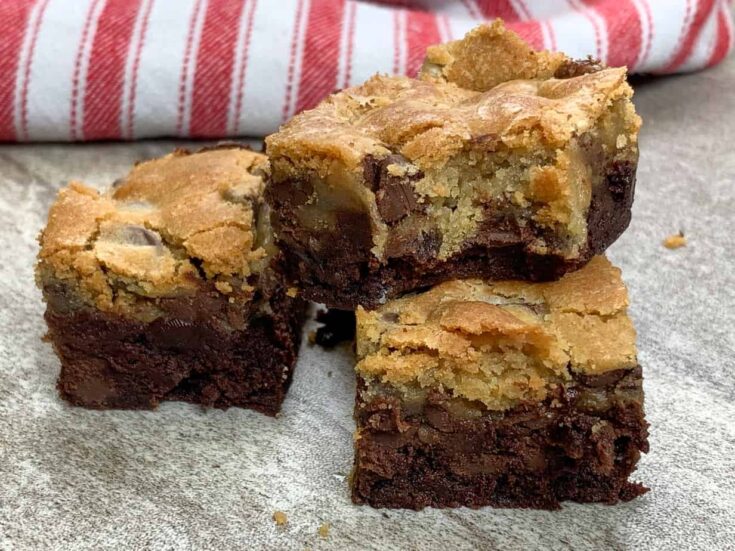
(663, 232, 687, 249)
(273, 511, 287, 526)
(286, 287, 299, 298)
(318, 522, 330, 539)
(307, 331, 317, 345)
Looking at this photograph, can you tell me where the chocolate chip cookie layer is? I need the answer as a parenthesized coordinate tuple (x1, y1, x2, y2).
(266, 21, 640, 309)
(36, 146, 306, 415)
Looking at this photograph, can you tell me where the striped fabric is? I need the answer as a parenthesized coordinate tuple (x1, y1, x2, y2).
(0, 0, 732, 142)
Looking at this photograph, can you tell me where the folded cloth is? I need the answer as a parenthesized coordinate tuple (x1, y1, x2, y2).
(0, 0, 732, 142)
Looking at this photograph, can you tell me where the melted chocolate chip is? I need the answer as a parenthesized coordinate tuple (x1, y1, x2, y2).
(385, 228, 442, 262)
(362, 154, 424, 225)
(376, 180, 419, 224)
(554, 57, 606, 79)
(472, 214, 530, 247)
(266, 178, 314, 209)
(334, 210, 373, 257)
(118, 225, 163, 247)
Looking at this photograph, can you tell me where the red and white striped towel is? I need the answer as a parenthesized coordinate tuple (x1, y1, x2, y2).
(0, 0, 732, 142)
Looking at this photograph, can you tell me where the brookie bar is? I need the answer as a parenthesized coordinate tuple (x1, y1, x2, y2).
(351, 256, 648, 509)
(266, 21, 640, 309)
(36, 146, 306, 415)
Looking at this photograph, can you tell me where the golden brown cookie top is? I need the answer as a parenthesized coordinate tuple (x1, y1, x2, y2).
(356, 256, 637, 410)
(420, 20, 566, 91)
(37, 146, 270, 317)
(266, 21, 633, 173)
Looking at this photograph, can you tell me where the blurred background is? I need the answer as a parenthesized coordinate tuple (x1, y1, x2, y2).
(0, 0, 732, 142)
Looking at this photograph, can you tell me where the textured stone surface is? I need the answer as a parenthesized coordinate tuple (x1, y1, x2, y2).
(1, 56, 735, 549)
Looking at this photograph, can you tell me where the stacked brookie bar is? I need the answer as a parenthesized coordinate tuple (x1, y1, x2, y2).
(37, 21, 647, 509)
(266, 21, 647, 509)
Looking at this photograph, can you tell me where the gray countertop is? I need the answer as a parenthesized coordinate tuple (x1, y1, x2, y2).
(1, 56, 734, 551)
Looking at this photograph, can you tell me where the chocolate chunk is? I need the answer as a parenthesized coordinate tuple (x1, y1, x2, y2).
(554, 57, 606, 79)
(158, 288, 229, 322)
(362, 154, 424, 225)
(385, 228, 442, 261)
(266, 178, 314, 209)
(376, 180, 419, 224)
(362, 155, 382, 191)
(472, 213, 530, 247)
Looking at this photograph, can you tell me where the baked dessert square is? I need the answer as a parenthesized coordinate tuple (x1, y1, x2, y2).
(36, 145, 306, 415)
(351, 256, 648, 509)
(266, 21, 640, 309)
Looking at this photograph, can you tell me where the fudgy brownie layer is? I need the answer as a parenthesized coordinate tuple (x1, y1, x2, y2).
(43, 285, 306, 416)
(269, 160, 635, 310)
(352, 367, 648, 510)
